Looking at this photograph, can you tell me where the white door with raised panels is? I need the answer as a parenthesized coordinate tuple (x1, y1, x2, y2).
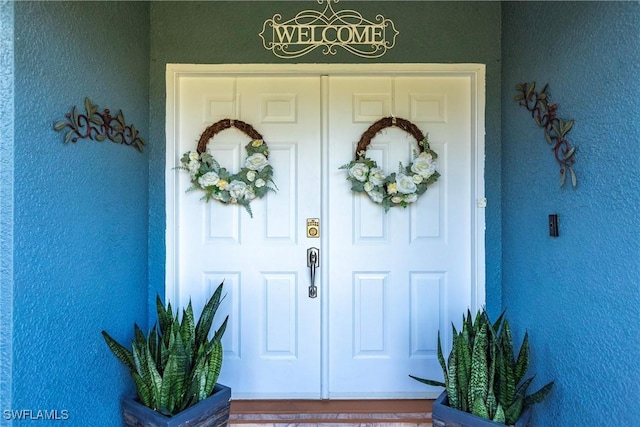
(166, 64, 485, 400)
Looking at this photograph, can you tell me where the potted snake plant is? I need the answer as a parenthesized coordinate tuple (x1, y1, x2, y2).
(410, 309, 553, 427)
(102, 281, 230, 427)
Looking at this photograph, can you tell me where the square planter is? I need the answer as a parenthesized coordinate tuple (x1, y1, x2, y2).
(432, 391, 532, 427)
(121, 383, 231, 427)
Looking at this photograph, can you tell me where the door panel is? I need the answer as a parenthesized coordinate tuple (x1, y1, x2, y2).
(175, 75, 322, 398)
(327, 76, 472, 397)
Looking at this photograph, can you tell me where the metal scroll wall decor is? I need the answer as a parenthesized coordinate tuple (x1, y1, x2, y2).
(260, 0, 398, 59)
(515, 82, 577, 188)
(53, 98, 146, 152)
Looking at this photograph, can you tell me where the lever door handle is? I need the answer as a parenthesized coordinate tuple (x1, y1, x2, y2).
(307, 247, 319, 298)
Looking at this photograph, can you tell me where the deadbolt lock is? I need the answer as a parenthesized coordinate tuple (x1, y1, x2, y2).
(306, 218, 320, 238)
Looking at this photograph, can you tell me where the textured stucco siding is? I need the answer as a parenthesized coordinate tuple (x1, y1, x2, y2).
(501, 2, 640, 425)
(11, 2, 150, 425)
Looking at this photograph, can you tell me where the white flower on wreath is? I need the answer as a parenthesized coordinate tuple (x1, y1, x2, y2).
(188, 164, 200, 179)
(245, 186, 256, 201)
(367, 190, 384, 203)
(245, 153, 269, 171)
(364, 182, 375, 192)
(228, 180, 247, 199)
(188, 151, 200, 162)
(396, 174, 418, 195)
(349, 163, 369, 182)
(387, 182, 398, 194)
(246, 170, 257, 182)
(255, 178, 266, 188)
(368, 167, 385, 186)
(198, 171, 220, 188)
(391, 196, 404, 204)
(411, 152, 437, 178)
(413, 174, 423, 184)
(404, 194, 418, 203)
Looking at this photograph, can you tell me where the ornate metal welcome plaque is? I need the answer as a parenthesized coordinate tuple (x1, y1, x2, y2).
(260, 0, 399, 59)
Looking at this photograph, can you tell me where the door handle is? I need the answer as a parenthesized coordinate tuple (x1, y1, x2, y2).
(307, 247, 319, 298)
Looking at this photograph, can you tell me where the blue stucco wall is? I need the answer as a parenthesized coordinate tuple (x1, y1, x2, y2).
(1, 0, 15, 418)
(148, 0, 503, 317)
(502, 2, 640, 425)
(10, 2, 149, 425)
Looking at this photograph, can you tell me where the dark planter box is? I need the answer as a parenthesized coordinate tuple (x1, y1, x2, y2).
(432, 391, 532, 427)
(121, 383, 231, 427)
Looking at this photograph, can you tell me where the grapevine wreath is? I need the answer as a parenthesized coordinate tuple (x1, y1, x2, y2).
(340, 117, 440, 211)
(180, 119, 276, 217)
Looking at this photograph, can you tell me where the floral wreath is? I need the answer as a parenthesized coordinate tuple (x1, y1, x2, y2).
(340, 117, 440, 212)
(179, 119, 276, 217)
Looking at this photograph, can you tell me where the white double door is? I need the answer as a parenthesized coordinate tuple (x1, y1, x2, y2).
(167, 65, 485, 399)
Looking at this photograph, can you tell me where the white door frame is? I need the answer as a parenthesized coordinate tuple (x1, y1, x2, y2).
(165, 63, 486, 399)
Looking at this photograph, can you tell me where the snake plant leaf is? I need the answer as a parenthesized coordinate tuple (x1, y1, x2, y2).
(131, 341, 145, 378)
(471, 396, 489, 419)
(501, 320, 515, 365)
(148, 325, 159, 367)
(205, 340, 224, 395)
(145, 345, 163, 405)
(514, 332, 530, 384)
(447, 332, 460, 410)
(469, 323, 489, 410)
(156, 295, 172, 337)
(160, 353, 184, 415)
(515, 376, 535, 401)
(486, 389, 498, 420)
(132, 372, 152, 408)
(408, 375, 445, 387)
(133, 323, 146, 346)
(101, 331, 136, 371)
(456, 328, 471, 412)
(524, 381, 554, 406)
(488, 334, 497, 396)
(213, 315, 229, 343)
(435, 330, 447, 388)
(492, 310, 506, 335)
(180, 302, 195, 348)
(498, 349, 516, 410)
(195, 281, 224, 349)
(504, 396, 524, 425)
(492, 403, 506, 423)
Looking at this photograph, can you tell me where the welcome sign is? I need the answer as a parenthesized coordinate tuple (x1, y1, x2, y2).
(259, 0, 399, 59)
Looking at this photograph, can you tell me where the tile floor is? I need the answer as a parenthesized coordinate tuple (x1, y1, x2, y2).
(228, 399, 433, 427)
